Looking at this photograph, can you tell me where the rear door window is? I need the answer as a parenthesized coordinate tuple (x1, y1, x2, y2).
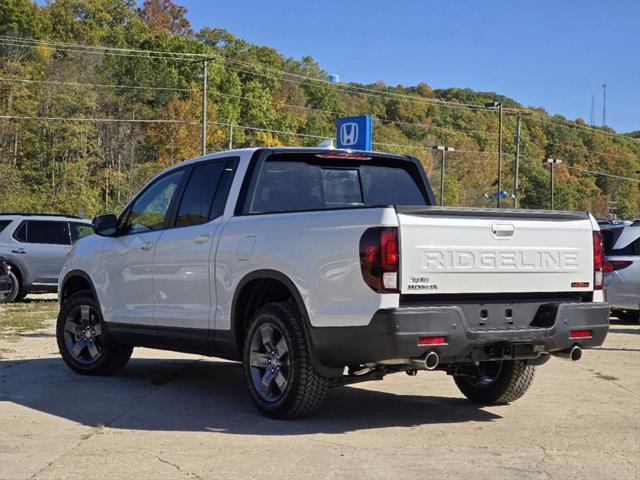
(23, 221, 71, 245)
(0, 220, 12, 234)
(175, 162, 226, 227)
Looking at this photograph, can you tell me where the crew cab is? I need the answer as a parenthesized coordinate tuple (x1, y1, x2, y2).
(56, 147, 610, 418)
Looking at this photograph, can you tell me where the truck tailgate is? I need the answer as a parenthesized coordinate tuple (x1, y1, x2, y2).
(397, 207, 594, 295)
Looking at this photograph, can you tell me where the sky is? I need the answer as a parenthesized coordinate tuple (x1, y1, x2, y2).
(178, 0, 639, 133)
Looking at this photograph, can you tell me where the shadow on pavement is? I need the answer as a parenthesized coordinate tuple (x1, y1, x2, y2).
(607, 327, 640, 335)
(0, 357, 501, 435)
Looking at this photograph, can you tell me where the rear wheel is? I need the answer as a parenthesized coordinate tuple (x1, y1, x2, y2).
(243, 302, 329, 419)
(0, 271, 20, 303)
(56, 292, 132, 375)
(454, 360, 535, 405)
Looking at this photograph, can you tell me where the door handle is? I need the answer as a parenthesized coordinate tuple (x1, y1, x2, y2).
(139, 241, 154, 251)
(194, 234, 211, 244)
(11, 248, 27, 254)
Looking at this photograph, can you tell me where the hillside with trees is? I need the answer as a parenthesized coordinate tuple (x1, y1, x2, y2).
(1, 0, 638, 218)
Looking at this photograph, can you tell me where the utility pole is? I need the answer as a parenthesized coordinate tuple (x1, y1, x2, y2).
(545, 158, 563, 210)
(201, 59, 207, 156)
(485, 102, 503, 208)
(432, 145, 455, 206)
(228, 124, 234, 149)
(590, 95, 595, 126)
(513, 112, 522, 208)
(602, 83, 607, 127)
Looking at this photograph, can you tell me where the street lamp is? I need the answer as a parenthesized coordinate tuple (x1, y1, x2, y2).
(545, 157, 563, 210)
(432, 145, 455, 206)
(485, 102, 503, 208)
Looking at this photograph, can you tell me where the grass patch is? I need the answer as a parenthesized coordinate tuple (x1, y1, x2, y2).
(0, 300, 58, 333)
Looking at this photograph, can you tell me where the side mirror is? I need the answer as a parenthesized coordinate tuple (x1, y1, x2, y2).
(92, 214, 118, 237)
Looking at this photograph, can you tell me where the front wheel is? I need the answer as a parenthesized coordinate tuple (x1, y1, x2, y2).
(56, 292, 133, 375)
(454, 360, 536, 405)
(243, 302, 329, 419)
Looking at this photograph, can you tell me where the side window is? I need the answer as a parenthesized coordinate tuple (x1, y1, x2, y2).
(251, 162, 323, 213)
(123, 170, 184, 235)
(70, 223, 93, 243)
(12, 221, 27, 242)
(175, 162, 225, 227)
(25, 221, 71, 245)
(0, 220, 11, 234)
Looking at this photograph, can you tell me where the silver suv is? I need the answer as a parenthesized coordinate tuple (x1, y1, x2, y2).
(0, 214, 92, 302)
(601, 220, 640, 321)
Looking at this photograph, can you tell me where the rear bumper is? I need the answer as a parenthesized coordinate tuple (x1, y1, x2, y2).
(310, 301, 610, 367)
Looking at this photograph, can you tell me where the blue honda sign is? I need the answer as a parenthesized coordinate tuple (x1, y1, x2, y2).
(336, 115, 372, 151)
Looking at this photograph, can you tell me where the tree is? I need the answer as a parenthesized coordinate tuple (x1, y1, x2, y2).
(138, 0, 192, 37)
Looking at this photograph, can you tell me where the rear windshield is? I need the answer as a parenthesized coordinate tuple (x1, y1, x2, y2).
(250, 155, 428, 214)
(602, 227, 640, 256)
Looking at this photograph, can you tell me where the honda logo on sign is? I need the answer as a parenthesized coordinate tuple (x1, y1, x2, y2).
(339, 122, 358, 146)
(336, 116, 372, 150)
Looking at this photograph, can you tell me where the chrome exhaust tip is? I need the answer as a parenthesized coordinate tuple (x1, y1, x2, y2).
(569, 345, 582, 362)
(553, 345, 582, 362)
(424, 351, 439, 370)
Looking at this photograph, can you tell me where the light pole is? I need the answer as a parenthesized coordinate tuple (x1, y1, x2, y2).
(432, 145, 455, 206)
(545, 157, 563, 210)
(513, 112, 522, 208)
(485, 102, 503, 208)
(201, 59, 207, 156)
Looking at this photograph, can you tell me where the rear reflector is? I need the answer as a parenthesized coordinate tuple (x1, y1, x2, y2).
(418, 336, 446, 346)
(570, 329, 592, 339)
(593, 232, 604, 290)
(604, 260, 633, 272)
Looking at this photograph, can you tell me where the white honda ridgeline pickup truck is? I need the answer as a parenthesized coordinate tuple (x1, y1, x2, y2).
(57, 147, 610, 418)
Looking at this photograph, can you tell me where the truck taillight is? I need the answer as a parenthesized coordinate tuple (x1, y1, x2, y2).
(593, 231, 604, 290)
(360, 227, 399, 293)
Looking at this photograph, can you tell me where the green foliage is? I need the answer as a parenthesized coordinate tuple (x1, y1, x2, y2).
(0, 0, 638, 219)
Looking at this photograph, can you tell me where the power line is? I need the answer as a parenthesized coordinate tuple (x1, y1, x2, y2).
(0, 76, 501, 138)
(1, 114, 636, 182)
(0, 35, 491, 111)
(0, 113, 501, 155)
(0, 76, 190, 92)
(560, 163, 640, 183)
(4, 35, 638, 143)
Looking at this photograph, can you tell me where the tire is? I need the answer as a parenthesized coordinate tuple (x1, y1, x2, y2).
(56, 291, 133, 376)
(14, 290, 28, 302)
(243, 302, 329, 419)
(0, 271, 20, 303)
(454, 360, 536, 405)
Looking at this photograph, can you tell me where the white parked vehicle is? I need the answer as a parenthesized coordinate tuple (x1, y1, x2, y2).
(56, 148, 610, 418)
(601, 221, 640, 321)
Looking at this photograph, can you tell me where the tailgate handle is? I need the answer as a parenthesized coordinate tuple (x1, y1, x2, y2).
(491, 224, 515, 237)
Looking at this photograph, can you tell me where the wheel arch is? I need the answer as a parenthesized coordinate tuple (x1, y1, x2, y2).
(229, 269, 341, 379)
(60, 270, 99, 304)
(231, 269, 309, 351)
